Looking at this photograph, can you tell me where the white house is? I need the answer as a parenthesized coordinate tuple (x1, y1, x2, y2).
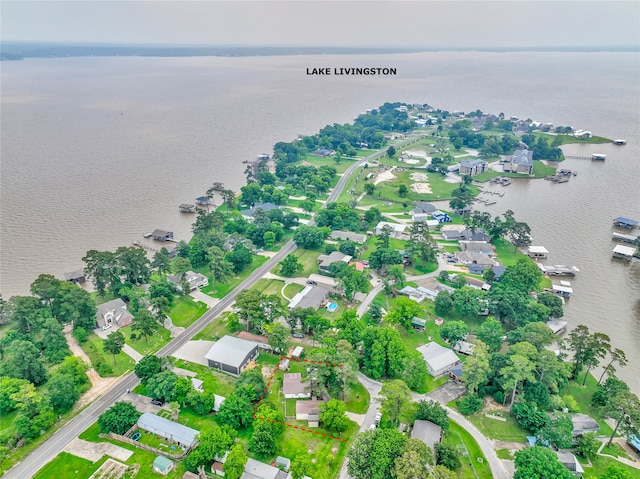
(374, 221, 407, 238)
(416, 342, 461, 377)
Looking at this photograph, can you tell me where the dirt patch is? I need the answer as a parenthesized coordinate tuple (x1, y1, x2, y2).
(64, 325, 124, 410)
(410, 172, 429, 181)
(480, 396, 510, 415)
(374, 170, 397, 185)
(89, 458, 129, 479)
(411, 183, 432, 194)
(65, 438, 134, 463)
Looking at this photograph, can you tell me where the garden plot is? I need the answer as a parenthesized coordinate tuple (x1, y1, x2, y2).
(88, 458, 128, 479)
(410, 172, 433, 194)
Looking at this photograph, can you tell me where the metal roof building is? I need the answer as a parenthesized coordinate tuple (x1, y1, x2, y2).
(416, 342, 461, 377)
(137, 413, 199, 448)
(204, 336, 260, 376)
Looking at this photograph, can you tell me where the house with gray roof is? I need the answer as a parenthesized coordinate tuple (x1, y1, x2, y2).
(241, 202, 280, 221)
(459, 241, 495, 255)
(288, 285, 329, 310)
(417, 342, 461, 377)
(507, 148, 534, 175)
(330, 230, 367, 244)
(459, 159, 488, 176)
(204, 336, 260, 376)
(570, 413, 600, 437)
(412, 202, 437, 215)
(96, 298, 134, 330)
(167, 270, 209, 292)
(454, 251, 497, 267)
(411, 420, 442, 453)
(242, 458, 291, 479)
(317, 251, 352, 272)
(137, 412, 199, 448)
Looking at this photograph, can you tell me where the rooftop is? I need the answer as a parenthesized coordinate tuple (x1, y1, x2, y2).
(204, 336, 260, 369)
(138, 413, 199, 447)
(613, 244, 637, 256)
(416, 342, 461, 373)
(283, 373, 309, 396)
(411, 420, 442, 449)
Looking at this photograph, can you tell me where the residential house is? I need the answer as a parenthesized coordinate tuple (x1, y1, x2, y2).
(570, 414, 600, 438)
(555, 451, 584, 476)
(460, 229, 490, 242)
(506, 149, 534, 175)
(374, 221, 407, 238)
(283, 373, 311, 399)
(411, 420, 442, 454)
(464, 276, 490, 291)
(398, 285, 437, 303)
(317, 251, 352, 272)
(288, 286, 329, 310)
(492, 266, 506, 280)
(330, 230, 367, 243)
(238, 331, 273, 352)
(167, 271, 209, 292)
(153, 456, 175, 476)
(296, 400, 324, 427)
(416, 342, 462, 377)
(310, 148, 335, 158)
(411, 202, 437, 216)
(204, 336, 260, 376)
(241, 458, 291, 479)
(458, 159, 488, 176)
(459, 241, 495, 255)
(151, 229, 174, 241)
(137, 413, 199, 448)
(440, 224, 467, 240)
(467, 263, 487, 275)
(452, 340, 475, 356)
(241, 203, 280, 221)
(454, 252, 497, 267)
(96, 298, 134, 330)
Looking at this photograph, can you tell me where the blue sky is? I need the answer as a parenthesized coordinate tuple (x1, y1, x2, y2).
(2, 1, 639, 48)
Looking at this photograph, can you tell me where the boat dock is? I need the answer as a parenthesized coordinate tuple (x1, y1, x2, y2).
(612, 232, 639, 244)
(612, 244, 637, 260)
(564, 155, 606, 161)
(546, 284, 573, 298)
(613, 217, 638, 230)
(537, 264, 580, 276)
(210, 182, 225, 191)
(179, 203, 196, 213)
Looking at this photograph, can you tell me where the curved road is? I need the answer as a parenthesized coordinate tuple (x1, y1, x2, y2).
(6, 134, 424, 479)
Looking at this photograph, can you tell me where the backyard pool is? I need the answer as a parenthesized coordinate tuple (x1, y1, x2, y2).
(327, 302, 338, 312)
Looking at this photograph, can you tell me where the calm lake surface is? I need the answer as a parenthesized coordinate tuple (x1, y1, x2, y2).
(1, 52, 639, 391)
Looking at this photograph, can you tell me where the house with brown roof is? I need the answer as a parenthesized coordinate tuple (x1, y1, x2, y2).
(283, 373, 311, 399)
(96, 298, 134, 330)
(296, 400, 324, 427)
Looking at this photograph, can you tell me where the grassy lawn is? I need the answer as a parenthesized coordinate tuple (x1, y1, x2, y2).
(579, 454, 639, 479)
(192, 312, 234, 341)
(0, 409, 17, 445)
(531, 131, 612, 145)
(83, 332, 136, 376)
(561, 375, 614, 438)
(274, 248, 322, 277)
(496, 448, 513, 460)
(78, 423, 188, 479)
(532, 160, 557, 177)
(493, 238, 528, 267)
(168, 295, 208, 328)
(445, 419, 493, 479)
(172, 358, 237, 397)
(126, 325, 172, 356)
(345, 381, 370, 414)
(211, 255, 268, 298)
(373, 170, 479, 202)
(252, 278, 287, 302)
(317, 297, 355, 321)
(467, 413, 529, 442)
(601, 443, 631, 460)
(283, 282, 304, 300)
(32, 452, 108, 479)
(301, 154, 355, 174)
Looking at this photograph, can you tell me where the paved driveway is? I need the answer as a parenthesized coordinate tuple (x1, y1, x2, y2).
(172, 340, 214, 366)
(425, 381, 467, 404)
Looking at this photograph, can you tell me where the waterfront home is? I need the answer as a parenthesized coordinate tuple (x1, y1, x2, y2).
(527, 246, 549, 259)
(137, 412, 199, 448)
(417, 342, 461, 377)
(612, 244, 637, 260)
(613, 217, 638, 229)
(288, 285, 329, 310)
(241, 202, 280, 221)
(204, 336, 260, 376)
(459, 241, 495, 255)
(317, 251, 352, 272)
(167, 271, 209, 292)
(283, 373, 311, 399)
(96, 298, 134, 330)
(310, 148, 335, 157)
(411, 420, 442, 456)
(151, 229, 174, 241)
(458, 159, 488, 176)
(454, 251, 497, 267)
(505, 148, 534, 175)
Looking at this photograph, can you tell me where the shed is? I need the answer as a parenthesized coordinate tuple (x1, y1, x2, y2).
(276, 456, 291, 472)
(138, 413, 199, 448)
(291, 346, 304, 360)
(416, 342, 461, 377)
(213, 394, 226, 413)
(411, 317, 427, 330)
(204, 336, 260, 376)
(153, 455, 175, 476)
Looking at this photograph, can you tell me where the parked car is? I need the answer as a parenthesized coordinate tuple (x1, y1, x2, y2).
(292, 333, 304, 339)
(306, 280, 317, 286)
(374, 412, 382, 425)
(151, 399, 164, 406)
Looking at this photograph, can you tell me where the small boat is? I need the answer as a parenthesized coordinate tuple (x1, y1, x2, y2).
(592, 153, 606, 161)
(143, 232, 152, 238)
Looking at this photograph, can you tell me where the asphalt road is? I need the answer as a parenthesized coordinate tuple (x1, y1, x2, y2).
(6, 136, 424, 479)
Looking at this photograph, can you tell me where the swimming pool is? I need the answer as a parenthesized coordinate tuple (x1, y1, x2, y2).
(327, 302, 338, 312)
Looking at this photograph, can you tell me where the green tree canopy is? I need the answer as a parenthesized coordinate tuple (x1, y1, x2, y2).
(513, 446, 573, 479)
(98, 401, 141, 434)
(347, 428, 408, 479)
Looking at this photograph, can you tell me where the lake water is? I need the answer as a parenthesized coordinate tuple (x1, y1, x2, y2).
(1, 52, 638, 391)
